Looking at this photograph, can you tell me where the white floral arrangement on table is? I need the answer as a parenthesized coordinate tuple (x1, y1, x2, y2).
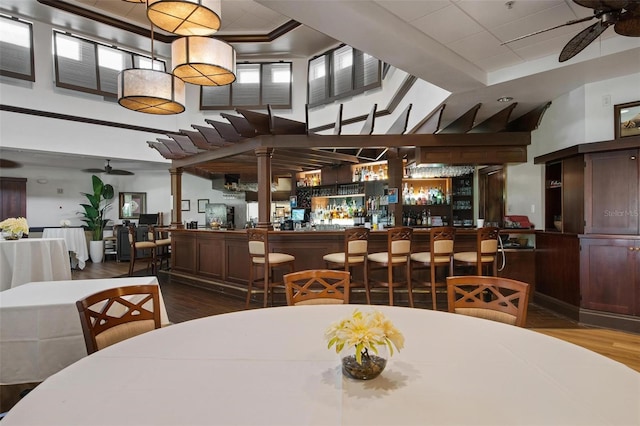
(0, 217, 29, 236)
(60, 219, 71, 228)
(325, 309, 404, 365)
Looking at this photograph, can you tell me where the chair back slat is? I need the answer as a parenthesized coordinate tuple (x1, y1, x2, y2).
(76, 285, 161, 354)
(284, 269, 350, 306)
(446, 276, 530, 327)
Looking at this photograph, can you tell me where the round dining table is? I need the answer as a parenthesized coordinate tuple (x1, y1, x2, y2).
(3, 305, 638, 425)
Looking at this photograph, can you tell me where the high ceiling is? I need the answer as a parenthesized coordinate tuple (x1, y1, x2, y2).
(0, 0, 639, 173)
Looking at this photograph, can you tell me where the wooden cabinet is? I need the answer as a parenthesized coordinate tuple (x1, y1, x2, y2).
(580, 236, 640, 318)
(585, 149, 639, 235)
(543, 156, 584, 233)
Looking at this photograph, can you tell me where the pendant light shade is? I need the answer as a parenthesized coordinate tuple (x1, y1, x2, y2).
(172, 36, 236, 86)
(147, 0, 221, 36)
(117, 68, 186, 114)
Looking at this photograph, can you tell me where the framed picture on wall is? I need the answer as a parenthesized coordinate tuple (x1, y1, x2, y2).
(181, 200, 190, 211)
(615, 101, 640, 139)
(119, 192, 146, 219)
(197, 199, 209, 213)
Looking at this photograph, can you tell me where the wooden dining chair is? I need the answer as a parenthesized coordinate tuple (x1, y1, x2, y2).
(127, 225, 157, 276)
(367, 227, 413, 307)
(446, 276, 530, 327)
(75, 285, 162, 354)
(323, 227, 370, 304)
(283, 269, 350, 306)
(410, 226, 456, 310)
(246, 228, 295, 308)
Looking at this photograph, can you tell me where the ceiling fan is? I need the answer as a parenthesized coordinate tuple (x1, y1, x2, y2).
(82, 159, 134, 176)
(502, 0, 640, 62)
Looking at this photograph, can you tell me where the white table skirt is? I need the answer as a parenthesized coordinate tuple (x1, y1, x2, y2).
(0, 238, 72, 291)
(3, 305, 638, 426)
(0, 277, 170, 385)
(42, 228, 88, 270)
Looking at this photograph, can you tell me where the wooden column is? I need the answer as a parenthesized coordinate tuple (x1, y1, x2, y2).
(386, 150, 403, 226)
(255, 147, 273, 229)
(170, 167, 183, 227)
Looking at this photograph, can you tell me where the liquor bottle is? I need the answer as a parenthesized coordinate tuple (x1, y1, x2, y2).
(426, 209, 432, 227)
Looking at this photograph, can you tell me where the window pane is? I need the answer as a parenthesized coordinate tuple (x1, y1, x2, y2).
(232, 63, 260, 106)
(98, 45, 131, 95)
(55, 32, 98, 90)
(262, 63, 291, 106)
(201, 85, 231, 107)
(308, 55, 327, 105)
(331, 45, 353, 97)
(0, 16, 34, 80)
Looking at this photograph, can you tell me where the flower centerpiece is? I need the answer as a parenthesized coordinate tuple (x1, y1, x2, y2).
(60, 219, 71, 228)
(0, 217, 29, 240)
(325, 309, 404, 380)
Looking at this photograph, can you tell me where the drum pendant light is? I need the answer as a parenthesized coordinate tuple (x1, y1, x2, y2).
(147, 0, 221, 36)
(117, 68, 185, 114)
(117, 24, 185, 114)
(172, 36, 236, 86)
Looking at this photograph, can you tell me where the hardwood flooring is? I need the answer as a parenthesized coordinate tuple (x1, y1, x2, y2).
(73, 260, 640, 372)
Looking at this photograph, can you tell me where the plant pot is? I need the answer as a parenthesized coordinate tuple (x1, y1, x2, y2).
(340, 345, 388, 380)
(89, 240, 104, 263)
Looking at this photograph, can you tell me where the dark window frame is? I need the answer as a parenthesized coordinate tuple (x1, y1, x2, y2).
(200, 61, 293, 111)
(0, 15, 35, 82)
(53, 30, 165, 99)
(307, 44, 381, 109)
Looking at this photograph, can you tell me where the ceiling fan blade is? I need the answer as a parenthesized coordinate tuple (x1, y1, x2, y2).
(0, 159, 21, 168)
(573, 0, 630, 10)
(559, 20, 611, 62)
(501, 15, 595, 45)
(82, 168, 106, 173)
(108, 169, 135, 176)
(614, 13, 640, 35)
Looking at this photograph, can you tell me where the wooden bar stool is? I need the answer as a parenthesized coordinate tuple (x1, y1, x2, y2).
(453, 227, 500, 276)
(323, 227, 371, 304)
(410, 226, 456, 310)
(246, 228, 295, 308)
(367, 227, 413, 307)
(127, 225, 156, 277)
(150, 226, 171, 271)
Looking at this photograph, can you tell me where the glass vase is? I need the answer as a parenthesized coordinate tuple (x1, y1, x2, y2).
(2, 230, 23, 240)
(340, 344, 388, 380)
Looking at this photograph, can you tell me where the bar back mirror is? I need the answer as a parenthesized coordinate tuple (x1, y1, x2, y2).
(615, 101, 640, 139)
(119, 192, 147, 219)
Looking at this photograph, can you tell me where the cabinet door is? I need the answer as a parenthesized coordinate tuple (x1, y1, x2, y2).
(580, 238, 638, 315)
(0, 177, 27, 220)
(585, 149, 639, 235)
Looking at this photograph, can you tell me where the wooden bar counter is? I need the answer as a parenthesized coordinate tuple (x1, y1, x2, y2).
(168, 227, 535, 297)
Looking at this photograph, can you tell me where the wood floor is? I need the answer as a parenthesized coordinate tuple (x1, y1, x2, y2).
(73, 260, 640, 373)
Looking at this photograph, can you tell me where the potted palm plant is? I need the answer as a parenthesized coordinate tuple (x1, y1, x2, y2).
(79, 175, 114, 263)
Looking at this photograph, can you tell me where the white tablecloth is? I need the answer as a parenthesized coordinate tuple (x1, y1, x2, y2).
(0, 238, 72, 291)
(0, 277, 170, 385)
(42, 228, 88, 269)
(3, 305, 638, 425)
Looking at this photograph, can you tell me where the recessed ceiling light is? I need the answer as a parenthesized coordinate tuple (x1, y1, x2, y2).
(497, 96, 514, 102)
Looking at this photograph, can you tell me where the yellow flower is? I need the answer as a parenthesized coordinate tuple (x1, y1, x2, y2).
(326, 309, 404, 364)
(0, 217, 29, 235)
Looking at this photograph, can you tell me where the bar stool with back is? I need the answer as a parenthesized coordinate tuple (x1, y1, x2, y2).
(410, 226, 456, 310)
(127, 225, 157, 277)
(453, 226, 500, 276)
(322, 227, 371, 304)
(367, 226, 414, 307)
(246, 228, 295, 308)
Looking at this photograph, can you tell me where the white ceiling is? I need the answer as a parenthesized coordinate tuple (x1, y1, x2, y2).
(1, 0, 639, 171)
